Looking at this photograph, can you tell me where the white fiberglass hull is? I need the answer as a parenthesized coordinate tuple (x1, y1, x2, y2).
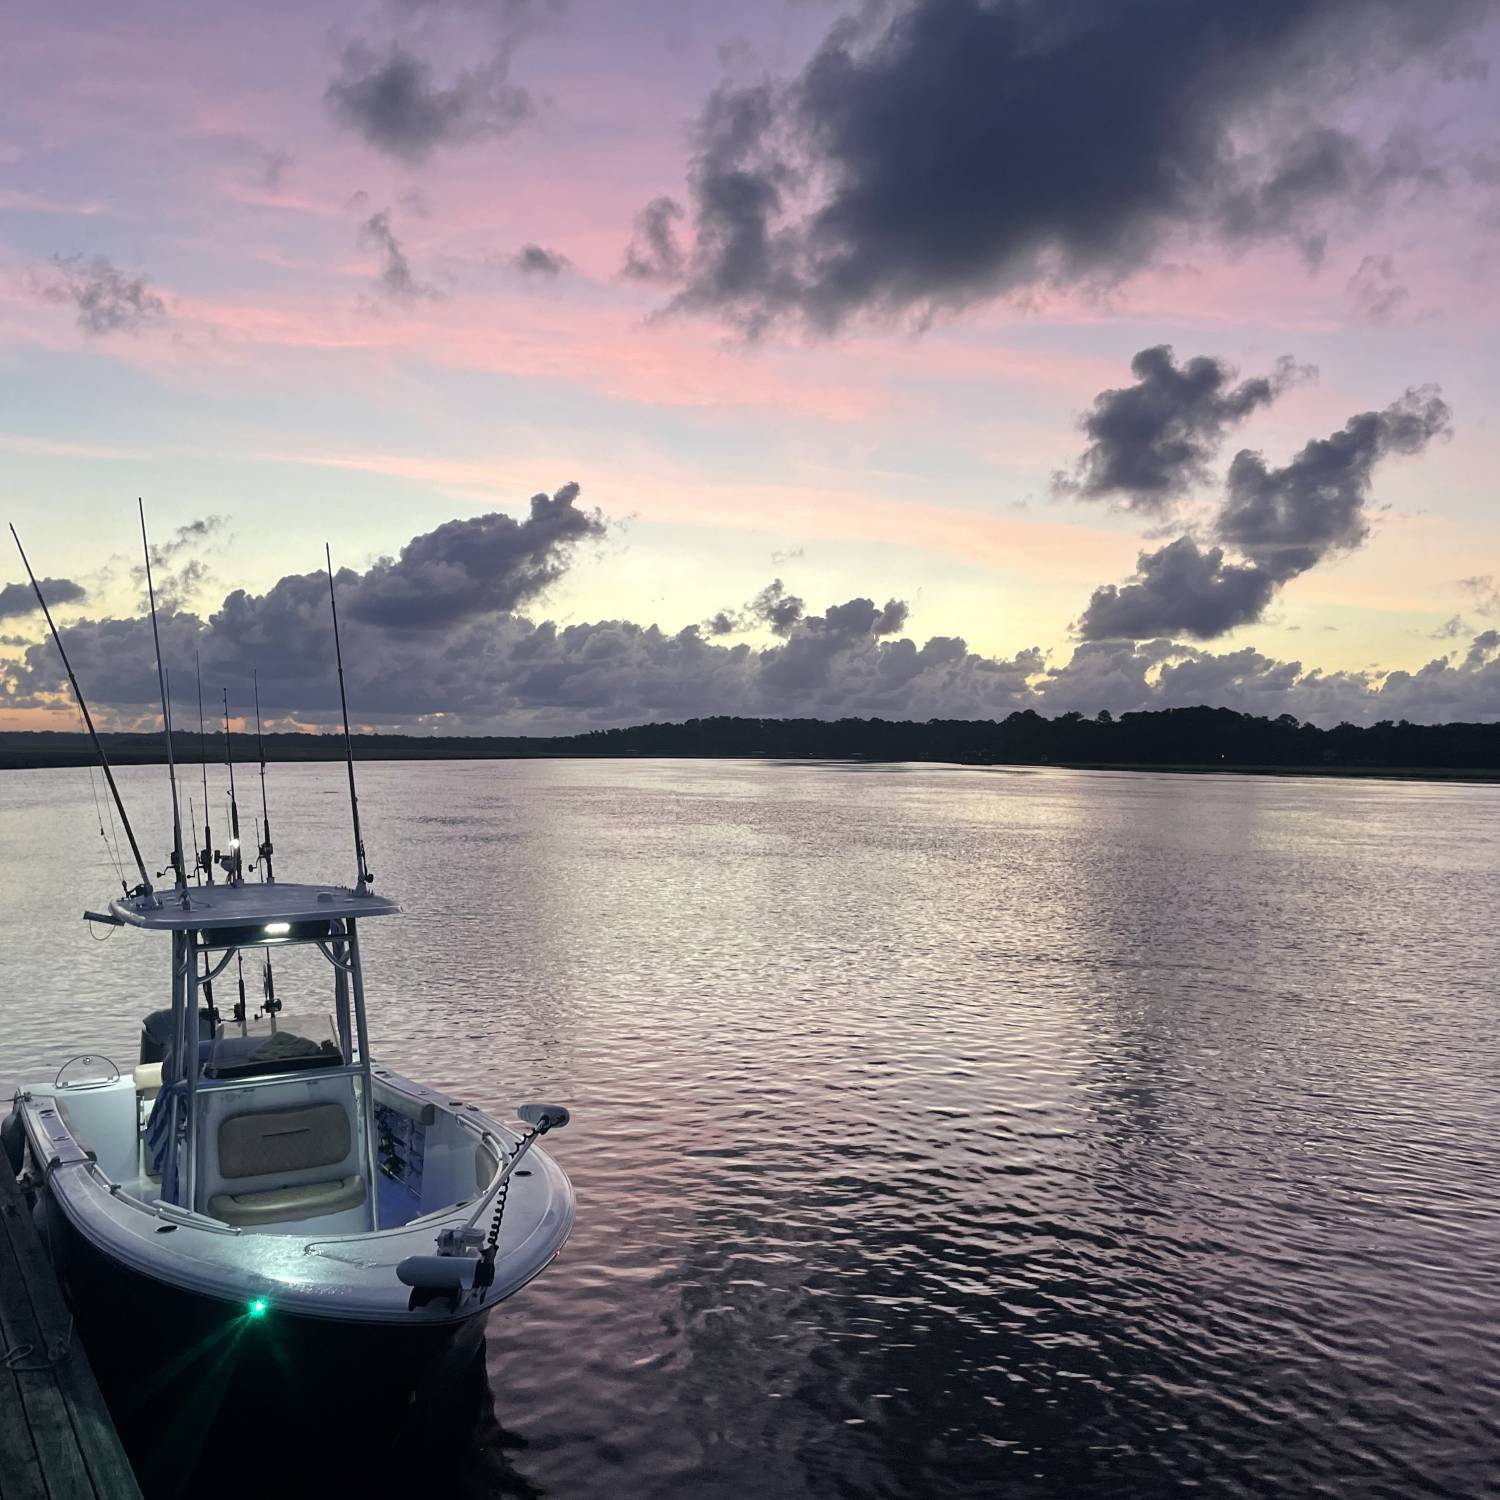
(15, 1065, 574, 1332)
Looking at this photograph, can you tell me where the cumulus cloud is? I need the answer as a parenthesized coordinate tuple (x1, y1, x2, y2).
(1464, 630, 1500, 670)
(1217, 386, 1451, 570)
(510, 243, 569, 276)
(874, 598, 909, 635)
(747, 578, 806, 636)
(642, 0, 1487, 334)
(1056, 346, 1311, 512)
(0, 577, 86, 620)
(27, 254, 167, 335)
(346, 483, 603, 627)
(326, 42, 532, 162)
(9, 501, 1500, 732)
(4, 596, 1041, 733)
(359, 210, 440, 301)
(1077, 537, 1278, 641)
(1078, 387, 1451, 640)
(13, 593, 1500, 733)
(1039, 633, 1500, 725)
(707, 579, 909, 642)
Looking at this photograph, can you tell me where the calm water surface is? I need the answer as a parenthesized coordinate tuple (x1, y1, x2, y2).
(3, 759, 1499, 1498)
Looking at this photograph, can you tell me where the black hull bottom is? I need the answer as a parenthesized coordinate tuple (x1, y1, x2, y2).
(38, 1187, 497, 1499)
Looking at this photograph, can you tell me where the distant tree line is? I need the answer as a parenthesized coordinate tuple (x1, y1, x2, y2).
(2, 706, 1497, 775)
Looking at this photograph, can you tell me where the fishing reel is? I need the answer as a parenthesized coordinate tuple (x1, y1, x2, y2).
(216, 842, 244, 882)
(260, 960, 282, 1016)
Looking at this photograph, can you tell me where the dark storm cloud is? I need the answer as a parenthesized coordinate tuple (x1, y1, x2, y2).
(1057, 346, 1310, 512)
(1077, 388, 1451, 640)
(647, 0, 1488, 333)
(345, 483, 604, 627)
(1077, 537, 1278, 641)
(622, 196, 686, 283)
(27, 254, 167, 335)
(177, 485, 601, 665)
(1216, 387, 1451, 570)
(327, 42, 532, 162)
(0, 577, 86, 619)
(511, 244, 570, 276)
(359, 210, 439, 301)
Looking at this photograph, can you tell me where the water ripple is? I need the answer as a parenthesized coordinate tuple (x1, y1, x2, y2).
(3, 759, 1499, 1498)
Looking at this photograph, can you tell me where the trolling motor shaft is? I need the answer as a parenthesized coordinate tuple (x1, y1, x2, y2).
(396, 1104, 570, 1311)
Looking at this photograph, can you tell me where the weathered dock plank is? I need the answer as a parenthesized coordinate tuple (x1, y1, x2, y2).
(0, 1153, 141, 1499)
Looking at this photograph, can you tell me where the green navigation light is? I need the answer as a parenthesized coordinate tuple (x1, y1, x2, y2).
(247, 1297, 269, 1318)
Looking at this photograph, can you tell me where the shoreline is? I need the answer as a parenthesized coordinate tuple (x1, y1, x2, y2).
(2, 747, 1495, 785)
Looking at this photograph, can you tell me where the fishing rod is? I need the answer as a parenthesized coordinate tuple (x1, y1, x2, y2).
(261, 949, 280, 1020)
(234, 951, 249, 1034)
(187, 784, 219, 1023)
(221, 688, 243, 885)
(9, 523, 154, 902)
(138, 501, 188, 899)
(195, 651, 214, 885)
(248, 783, 281, 998)
(326, 544, 371, 894)
(253, 668, 274, 883)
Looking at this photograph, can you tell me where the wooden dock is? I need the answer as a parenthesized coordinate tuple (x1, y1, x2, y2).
(0, 1152, 142, 1500)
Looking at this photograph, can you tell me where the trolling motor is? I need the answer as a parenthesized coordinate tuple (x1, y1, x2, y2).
(396, 1103, 570, 1312)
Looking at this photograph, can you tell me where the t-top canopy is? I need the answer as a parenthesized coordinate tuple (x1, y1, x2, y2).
(105, 881, 402, 932)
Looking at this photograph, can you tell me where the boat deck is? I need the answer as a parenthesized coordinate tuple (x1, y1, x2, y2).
(0, 1152, 141, 1500)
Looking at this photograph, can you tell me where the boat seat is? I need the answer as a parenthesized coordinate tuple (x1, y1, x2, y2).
(208, 1175, 367, 1227)
(203, 1099, 365, 1228)
(133, 1061, 163, 1101)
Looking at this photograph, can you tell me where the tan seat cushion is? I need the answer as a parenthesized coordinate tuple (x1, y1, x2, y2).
(218, 1103, 351, 1179)
(208, 1175, 367, 1227)
(133, 1062, 164, 1098)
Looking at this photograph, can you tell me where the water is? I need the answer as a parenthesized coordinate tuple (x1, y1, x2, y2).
(3, 759, 1499, 1498)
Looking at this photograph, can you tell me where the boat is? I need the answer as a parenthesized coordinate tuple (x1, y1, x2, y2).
(2, 513, 575, 1424)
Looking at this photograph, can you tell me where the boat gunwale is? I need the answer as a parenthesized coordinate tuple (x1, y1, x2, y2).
(14, 1074, 575, 1328)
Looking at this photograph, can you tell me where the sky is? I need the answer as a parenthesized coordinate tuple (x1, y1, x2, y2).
(3, 0, 1500, 733)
